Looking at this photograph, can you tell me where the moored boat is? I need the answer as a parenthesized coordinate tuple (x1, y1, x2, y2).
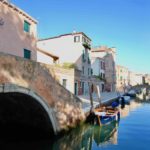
(126, 90, 136, 97)
(119, 96, 131, 104)
(94, 107, 120, 126)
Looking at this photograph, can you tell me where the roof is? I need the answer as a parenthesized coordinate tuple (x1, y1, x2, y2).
(38, 32, 92, 41)
(91, 56, 104, 60)
(116, 65, 128, 70)
(92, 46, 116, 53)
(37, 48, 59, 61)
(0, 0, 37, 24)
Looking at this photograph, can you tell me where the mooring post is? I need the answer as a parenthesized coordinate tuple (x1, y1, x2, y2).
(97, 85, 101, 105)
(89, 83, 93, 111)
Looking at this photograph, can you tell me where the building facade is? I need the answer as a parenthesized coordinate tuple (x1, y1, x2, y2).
(91, 46, 116, 92)
(37, 32, 92, 95)
(129, 72, 143, 86)
(144, 74, 150, 85)
(37, 48, 59, 64)
(116, 65, 129, 91)
(91, 57, 105, 92)
(0, 0, 37, 60)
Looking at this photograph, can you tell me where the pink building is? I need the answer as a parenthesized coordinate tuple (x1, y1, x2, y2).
(0, 0, 37, 60)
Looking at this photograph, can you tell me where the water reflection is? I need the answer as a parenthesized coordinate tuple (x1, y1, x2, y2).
(120, 99, 142, 118)
(2, 95, 150, 150)
(53, 121, 119, 150)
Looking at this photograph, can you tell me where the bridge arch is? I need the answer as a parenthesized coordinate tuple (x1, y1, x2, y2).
(0, 83, 59, 138)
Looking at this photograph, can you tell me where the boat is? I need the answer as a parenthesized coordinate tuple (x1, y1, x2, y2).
(125, 90, 136, 97)
(119, 96, 131, 104)
(94, 107, 120, 126)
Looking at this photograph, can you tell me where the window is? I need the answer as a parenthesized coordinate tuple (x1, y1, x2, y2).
(103, 62, 105, 70)
(103, 74, 105, 79)
(82, 82, 84, 94)
(82, 37, 86, 43)
(120, 76, 123, 81)
(88, 68, 91, 76)
(74, 36, 80, 42)
(62, 79, 67, 88)
(24, 21, 30, 32)
(82, 66, 84, 75)
(91, 69, 93, 75)
(24, 49, 31, 59)
(87, 53, 90, 64)
(80, 81, 82, 88)
(82, 50, 86, 62)
(101, 61, 103, 69)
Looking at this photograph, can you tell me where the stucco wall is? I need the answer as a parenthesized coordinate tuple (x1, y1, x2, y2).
(43, 65, 75, 94)
(37, 33, 91, 75)
(0, 1, 37, 60)
(116, 65, 129, 88)
(37, 51, 54, 64)
(37, 34, 84, 64)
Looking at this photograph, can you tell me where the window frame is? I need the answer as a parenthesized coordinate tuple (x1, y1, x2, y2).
(24, 49, 31, 59)
(24, 20, 30, 33)
(62, 79, 67, 88)
(74, 36, 80, 43)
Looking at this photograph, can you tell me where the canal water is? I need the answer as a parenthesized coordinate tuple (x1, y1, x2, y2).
(1, 96, 150, 150)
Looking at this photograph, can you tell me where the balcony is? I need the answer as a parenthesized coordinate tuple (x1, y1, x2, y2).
(82, 43, 91, 50)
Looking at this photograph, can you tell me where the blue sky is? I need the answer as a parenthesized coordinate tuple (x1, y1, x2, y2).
(12, 0, 150, 73)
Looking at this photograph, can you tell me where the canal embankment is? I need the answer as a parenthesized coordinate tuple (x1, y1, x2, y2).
(79, 91, 124, 114)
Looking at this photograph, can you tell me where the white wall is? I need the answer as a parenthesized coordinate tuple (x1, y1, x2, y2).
(37, 34, 84, 64)
(37, 51, 54, 64)
(91, 57, 105, 76)
(37, 33, 92, 96)
(129, 72, 143, 86)
(91, 58, 100, 76)
(37, 33, 92, 77)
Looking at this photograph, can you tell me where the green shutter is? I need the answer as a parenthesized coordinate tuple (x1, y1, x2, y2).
(24, 49, 31, 59)
(24, 21, 30, 32)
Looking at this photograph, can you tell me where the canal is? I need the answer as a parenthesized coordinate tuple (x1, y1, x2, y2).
(0, 96, 150, 150)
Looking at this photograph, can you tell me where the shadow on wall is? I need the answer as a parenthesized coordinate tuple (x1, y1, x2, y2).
(104, 52, 116, 92)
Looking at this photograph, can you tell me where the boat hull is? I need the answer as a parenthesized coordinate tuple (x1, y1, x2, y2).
(94, 108, 120, 125)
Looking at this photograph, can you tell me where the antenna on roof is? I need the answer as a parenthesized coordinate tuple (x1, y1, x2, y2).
(73, 30, 77, 34)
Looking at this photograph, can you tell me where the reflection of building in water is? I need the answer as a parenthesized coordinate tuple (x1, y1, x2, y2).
(129, 101, 142, 111)
(120, 105, 130, 118)
(111, 129, 118, 145)
(52, 121, 119, 150)
(120, 101, 142, 118)
(146, 95, 150, 100)
(94, 121, 119, 147)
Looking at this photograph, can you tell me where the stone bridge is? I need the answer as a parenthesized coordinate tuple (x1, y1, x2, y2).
(0, 52, 85, 137)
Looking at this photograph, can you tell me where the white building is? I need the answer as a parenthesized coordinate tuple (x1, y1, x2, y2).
(37, 48, 59, 64)
(91, 46, 116, 92)
(144, 74, 150, 85)
(116, 65, 129, 91)
(37, 32, 92, 95)
(129, 72, 143, 86)
(91, 57, 105, 92)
